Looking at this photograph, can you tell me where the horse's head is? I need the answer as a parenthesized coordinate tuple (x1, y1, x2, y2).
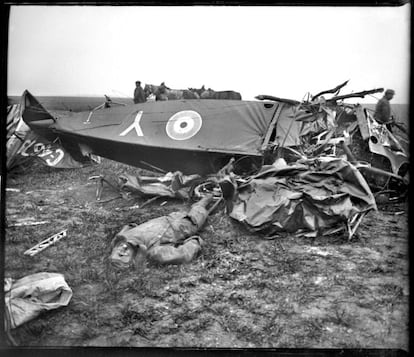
(190, 85, 206, 96)
(143, 84, 150, 96)
(148, 84, 168, 101)
(200, 88, 215, 99)
(144, 84, 157, 97)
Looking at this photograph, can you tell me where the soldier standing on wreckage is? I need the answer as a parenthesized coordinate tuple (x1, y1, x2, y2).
(374, 89, 395, 132)
(133, 80, 146, 104)
(110, 195, 217, 269)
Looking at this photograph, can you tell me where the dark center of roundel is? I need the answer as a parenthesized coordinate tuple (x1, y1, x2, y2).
(180, 122, 187, 129)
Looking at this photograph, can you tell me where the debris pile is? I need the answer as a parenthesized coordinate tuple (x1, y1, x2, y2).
(100, 154, 376, 241)
(226, 157, 376, 239)
(257, 81, 408, 200)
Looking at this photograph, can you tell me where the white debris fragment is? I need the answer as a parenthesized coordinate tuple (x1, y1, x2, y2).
(6, 188, 20, 192)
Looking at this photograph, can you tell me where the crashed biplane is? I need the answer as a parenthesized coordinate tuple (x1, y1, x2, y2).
(20, 82, 408, 193)
(20, 90, 279, 175)
(14, 82, 409, 239)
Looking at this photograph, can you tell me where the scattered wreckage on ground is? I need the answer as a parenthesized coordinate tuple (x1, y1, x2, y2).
(7, 81, 409, 241)
(4, 82, 409, 337)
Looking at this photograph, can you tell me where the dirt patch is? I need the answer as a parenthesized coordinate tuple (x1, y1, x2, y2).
(4, 159, 409, 350)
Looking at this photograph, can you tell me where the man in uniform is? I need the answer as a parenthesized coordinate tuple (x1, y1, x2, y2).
(374, 89, 395, 131)
(133, 81, 146, 104)
(110, 195, 216, 269)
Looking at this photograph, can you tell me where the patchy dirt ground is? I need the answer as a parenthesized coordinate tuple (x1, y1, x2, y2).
(4, 159, 409, 350)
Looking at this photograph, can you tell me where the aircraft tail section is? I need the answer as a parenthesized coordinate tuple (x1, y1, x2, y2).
(20, 90, 57, 141)
(12, 90, 96, 168)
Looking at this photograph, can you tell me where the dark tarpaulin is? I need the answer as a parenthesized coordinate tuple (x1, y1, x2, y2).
(229, 157, 377, 237)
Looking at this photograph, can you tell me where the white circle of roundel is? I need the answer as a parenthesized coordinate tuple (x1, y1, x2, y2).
(166, 110, 202, 140)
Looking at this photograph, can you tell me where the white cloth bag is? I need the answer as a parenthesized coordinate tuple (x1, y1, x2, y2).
(4, 272, 72, 330)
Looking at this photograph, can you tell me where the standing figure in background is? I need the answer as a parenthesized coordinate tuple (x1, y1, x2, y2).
(133, 81, 146, 104)
(374, 89, 395, 132)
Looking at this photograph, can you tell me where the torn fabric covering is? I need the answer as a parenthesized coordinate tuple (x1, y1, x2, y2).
(119, 171, 202, 199)
(229, 157, 377, 237)
(4, 272, 72, 330)
(6, 104, 23, 139)
(295, 102, 361, 148)
(15, 130, 92, 169)
(7, 103, 95, 169)
(273, 105, 303, 147)
(274, 102, 341, 148)
(6, 104, 31, 169)
(365, 111, 408, 175)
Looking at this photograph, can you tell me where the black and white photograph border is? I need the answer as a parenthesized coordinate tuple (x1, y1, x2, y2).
(1, 1, 410, 355)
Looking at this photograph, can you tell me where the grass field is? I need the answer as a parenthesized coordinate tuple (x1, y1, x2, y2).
(4, 157, 409, 350)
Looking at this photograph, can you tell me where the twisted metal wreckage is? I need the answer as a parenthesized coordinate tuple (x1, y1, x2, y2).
(7, 81, 409, 256)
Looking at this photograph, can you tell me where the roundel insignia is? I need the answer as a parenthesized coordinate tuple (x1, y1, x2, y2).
(166, 110, 202, 140)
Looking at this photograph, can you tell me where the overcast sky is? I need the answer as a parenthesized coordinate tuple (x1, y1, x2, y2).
(7, 5, 411, 103)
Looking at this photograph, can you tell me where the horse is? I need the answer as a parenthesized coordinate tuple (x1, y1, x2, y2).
(198, 87, 242, 100)
(200, 88, 215, 99)
(144, 83, 200, 101)
(213, 90, 242, 100)
(189, 85, 206, 97)
(144, 84, 163, 100)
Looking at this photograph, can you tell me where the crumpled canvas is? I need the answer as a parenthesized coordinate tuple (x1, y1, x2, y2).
(119, 171, 201, 200)
(4, 272, 72, 330)
(229, 157, 377, 237)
